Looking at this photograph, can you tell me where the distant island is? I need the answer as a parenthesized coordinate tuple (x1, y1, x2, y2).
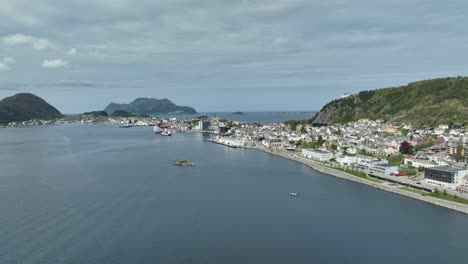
(314, 77, 468, 126)
(105, 98, 197, 115)
(231, 112, 246, 115)
(0, 93, 62, 124)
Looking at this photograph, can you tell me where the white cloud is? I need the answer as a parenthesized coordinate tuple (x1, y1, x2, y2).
(68, 48, 77, 56)
(42, 59, 68, 68)
(2, 33, 51, 50)
(273, 37, 289, 45)
(2, 57, 15, 64)
(0, 57, 16, 72)
(0, 63, 9, 72)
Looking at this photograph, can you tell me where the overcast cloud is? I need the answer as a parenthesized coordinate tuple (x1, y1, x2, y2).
(0, 0, 467, 113)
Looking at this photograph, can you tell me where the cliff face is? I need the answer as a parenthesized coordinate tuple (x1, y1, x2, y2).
(105, 98, 197, 115)
(0, 93, 62, 123)
(314, 77, 468, 126)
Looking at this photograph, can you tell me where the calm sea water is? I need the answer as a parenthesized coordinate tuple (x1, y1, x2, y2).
(157, 111, 316, 124)
(1, 124, 468, 264)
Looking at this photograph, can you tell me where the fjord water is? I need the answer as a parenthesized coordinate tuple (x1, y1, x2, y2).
(1, 124, 468, 264)
(157, 111, 317, 124)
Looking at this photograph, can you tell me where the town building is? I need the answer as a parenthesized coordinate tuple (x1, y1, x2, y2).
(196, 120, 210, 130)
(370, 163, 399, 175)
(262, 139, 285, 149)
(356, 156, 383, 168)
(386, 125, 398, 133)
(302, 149, 333, 161)
(424, 166, 468, 189)
(215, 136, 246, 147)
(336, 155, 357, 165)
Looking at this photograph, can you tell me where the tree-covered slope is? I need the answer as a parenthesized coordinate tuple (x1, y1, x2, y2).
(0, 93, 63, 123)
(314, 77, 468, 126)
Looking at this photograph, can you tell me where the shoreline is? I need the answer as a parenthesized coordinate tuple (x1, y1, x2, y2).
(248, 145, 468, 215)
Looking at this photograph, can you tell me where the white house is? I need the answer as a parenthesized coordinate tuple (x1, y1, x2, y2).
(336, 156, 357, 165)
(302, 149, 333, 161)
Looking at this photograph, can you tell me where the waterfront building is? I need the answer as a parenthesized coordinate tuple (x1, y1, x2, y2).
(404, 156, 444, 168)
(262, 139, 285, 149)
(302, 149, 333, 161)
(215, 136, 246, 147)
(196, 120, 210, 130)
(456, 176, 468, 194)
(370, 163, 399, 175)
(424, 166, 468, 189)
(336, 155, 357, 165)
(356, 155, 381, 168)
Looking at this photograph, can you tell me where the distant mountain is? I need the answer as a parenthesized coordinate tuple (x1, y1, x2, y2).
(105, 98, 197, 115)
(0, 93, 62, 123)
(314, 77, 468, 126)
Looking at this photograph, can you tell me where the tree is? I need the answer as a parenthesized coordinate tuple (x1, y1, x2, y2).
(399, 141, 414, 154)
(456, 139, 464, 161)
(317, 136, 325, 146)
(358, 148, 367, 155)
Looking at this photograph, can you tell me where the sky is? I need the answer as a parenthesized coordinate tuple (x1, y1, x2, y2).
(1, 0, 468, 113)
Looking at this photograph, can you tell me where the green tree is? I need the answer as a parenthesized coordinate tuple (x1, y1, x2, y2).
(388, 154, 404, 166)
(456, 139, 464, 161)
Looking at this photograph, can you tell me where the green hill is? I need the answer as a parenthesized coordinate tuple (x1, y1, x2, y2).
(0, 93, 62, 123)
(110, 110, 138, 118)
(314, 77, 468, 126)
(82, 110, 108, 117)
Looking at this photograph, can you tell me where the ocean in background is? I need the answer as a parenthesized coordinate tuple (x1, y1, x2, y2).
(1, 124, 468, 263)
(156, 111, 316, 124)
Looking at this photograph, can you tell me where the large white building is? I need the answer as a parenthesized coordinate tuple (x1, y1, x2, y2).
(302, 149, 333, 161)
(356, 156, 387, 168)
(215, 136, 246, 147)
(370, 163, 399, 175)
(425, 166, 468, 189)
(336, 155, 357, 165)
(404, 156, 446, 168)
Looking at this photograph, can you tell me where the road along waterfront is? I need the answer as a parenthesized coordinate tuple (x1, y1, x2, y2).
(244, 144, 468, 215)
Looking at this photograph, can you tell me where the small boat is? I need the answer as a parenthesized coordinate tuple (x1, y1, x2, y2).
(290, 192, 299, 197)
(153, 126, 162, 133)
(161, 129, 172, 136)
(120, 124, 133, 128)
